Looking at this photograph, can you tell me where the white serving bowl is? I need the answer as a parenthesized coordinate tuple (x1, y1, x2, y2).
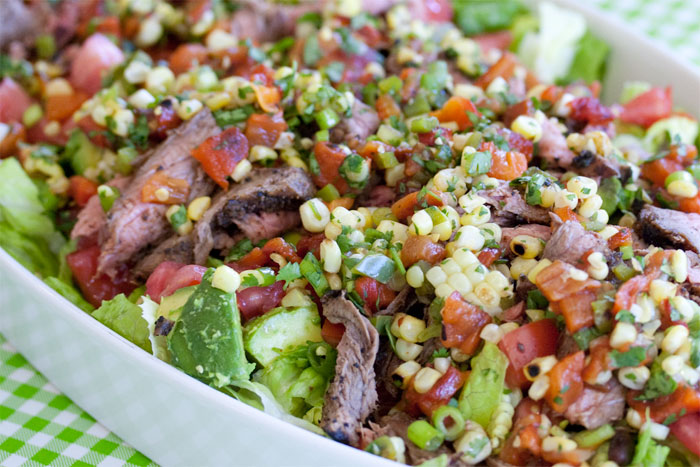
(1, 1, 698, 466)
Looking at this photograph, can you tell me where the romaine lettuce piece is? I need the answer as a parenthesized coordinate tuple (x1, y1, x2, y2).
(631, 421, 670, 466)
(92, 294, 151, 352)
(458, 342, 508, 428)
(0, 223, 58, 277)
(561, 30, 609, 85)
(44, 276, 93, 313)
(453, 0, 524, 36)
(138, 296, 169, 362)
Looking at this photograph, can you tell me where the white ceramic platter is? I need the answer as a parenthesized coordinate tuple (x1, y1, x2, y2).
(1, 1, 699, 466)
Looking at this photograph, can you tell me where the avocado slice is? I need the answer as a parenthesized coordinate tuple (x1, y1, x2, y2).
(168, 270, 254, 387)
(244, 306, 322, 367)
(158, 285, 196, 321)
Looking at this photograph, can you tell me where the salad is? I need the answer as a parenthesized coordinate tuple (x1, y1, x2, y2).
(1, 0, 699, 465)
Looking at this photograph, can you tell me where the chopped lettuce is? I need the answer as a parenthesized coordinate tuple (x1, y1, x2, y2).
(631, 422, 670, 466)
(0, 223, 59, 277)
(561, 30, 609, 85)
(453, 0, 524, 36)
(92, 294, 151, 352)
(621, 81, 653, 104)
(138, 296, 170, 362)
(458, 342, 508, 429)
(44, 277, 93, 313)
(644, 116, 699, 153)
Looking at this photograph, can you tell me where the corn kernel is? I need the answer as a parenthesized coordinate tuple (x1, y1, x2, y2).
(410, 209, 434, 236)
(510, 257, 538, 279)
(667, 180, 699, 198)
(281, 288, 313, 308)
(610, 322, 638, 349)
(649, 279, 678, 304)
(45, 78, 73, 97)
(413, 367, 443, 394)
(398, 315, 426, 343)
(453, 225, 485, 251)
(187, 196, 211, 221)
(393, 360, 421, 386)
(426, 266, 448, 287)
(447, 272, 472, 296)
(406, 265, 425, 288)
(529, 375, 550, 400)
(396, 339, 423, 361)
(128, 89, 156, 109)
(154, 187, 170, 202)
(249, 145, 278, 162)
(662, 325, 689, 354)
(511, 115, 542, 142)
(480, 323, 503, 343)
(320, 239, 342, 273)
(231, 159, 252, 182)
(435, 283, 455, 298)
(527, 259, 552, 283)
(146, 66, 175, 95)
(618, 365, 650, 390)
(566, 176, 598, 200)
(300, 198, 330, 233)
(662, 355, 684, 376)
(510, 235, 543, 259)
(211, 265, 241, 293)
(671, 250, 689, 283)
(542, 436, 576, 453)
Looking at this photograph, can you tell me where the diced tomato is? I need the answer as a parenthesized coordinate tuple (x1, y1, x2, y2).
(641, 156, 683, 188)
(296, 234, 325, 259)
(321, 320, 345, 347)
(401, 235, 446, 267)
(229, 247, 268, 272)
(253, 85, 281, 113)
(68, 175, 98, 207)
(541, 448, 594, 465)
(477, 248, 501, 267)
(46, 92, 89, 122)
(612, 250, 669, 315)
(375, 94, 401, 120)
(441, 291, 492, 355)
(430, 96, 480, 131)
(482, 141, 528, 181)
(541, 85, 564, 106)
(536, 260, 600, 302)
(568, 97, 614, 125)
(679, 193, 700, 214)
(582, 336, 611, 385)
(628, 384, 700, 424)
(500, 399, 544, 465)
(325, 197, 354, 212)
(150, 99, 182, 140)
(237, 281, 285, 321)
(169, 43, 209, 75)
(66, 245, 135, 307)
(70, 34, 125, 95)
(503, 100, 534, 129)
(191, 126, 249, 189)
(499, 128, 534, 161)
(148, 263, 207, 303)
(475, 52, 517, 89)
(354, 277, 396, 315)
(391, 189, 445, 220)
(91, 15, 121, 37)
(670, 412, 700, 456)
(554, 288, 596, 333)
(552, 207, 580, 224)
(668, 143, 698, 165)
(608, 227, 632, 250)
(546, 351, 584, 413)
(245, 112, 287, 148)
(261, 237, 301, 264)
(620, 87, 672, 128)
(417, 126, 454, 146)
(0, 78, 32, 123)
(246, 63, 276, 88)
(0, 123, 25, 158)
(404, 366, 468, 417)
(408, 0, 453, 22)
(472, 31, 513, 53)
(141, 171, 190, 204)
(499, 319, 559, 389)
(312, 141, 350, 194)
(145, 262, 183, 301)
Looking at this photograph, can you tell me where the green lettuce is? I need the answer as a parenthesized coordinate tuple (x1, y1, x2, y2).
(458, 342, 508, 428)
(138, 296, 170, 362)
(453, 0, 524, 36)
(92, 294, 151, 352)
(44, 277, 93, 313)
(631, 422, 670, 466)
(561, 30, 609, 85)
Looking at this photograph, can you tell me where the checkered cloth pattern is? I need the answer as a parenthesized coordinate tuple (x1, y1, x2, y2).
(1, 2, 698, 466)
(0, 336, 155, 467)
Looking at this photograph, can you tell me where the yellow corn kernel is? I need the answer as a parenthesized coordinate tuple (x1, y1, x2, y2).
(154, 187, 170, 202)
(527, 259, 552, 283)
(474, 282, 500, 309)
(230, 159, 252, 182)
(376, 220, 408, 244)
(396, 339, 423, 362)
(320, 239, 341, 273)
(300, 198, 330, 233)
(187, 196, 211, 222)
(511, 115, 542, 142)
(410, 210, 433, 236)
(578, 194, 603, 218)
(249, 145, 277, 162)
(452, 248, 478, 269)
(447, 272, 472, 296)
(671, 250, 689, 283)
(529, 375, 550, 400)
(649, 279, 678, 304)
(587, 251, 609, 281)
(510, 257, 538, 279)
(398, 315, 426, 343)
(542, 436, 576, 453)
(480, 323, 503, 343)
(393, 360, 421, 387)
(662, 325, 689, 354)
(453, 225, 485, 251)
(435, 283, 455, 298)
(205, 92, 232, 110)
(413, 367, 443, 394)
(510, 235, 543, 259)
(610, 322, 638, 349)
(667, 180, 699, 198)
(281, 287, 314, 308)
(45, 78, 73, 97)
(566, 176, 597, 199)
(406, 265, 425, 288)
(618, 365, 650, 390)
(211, 265, 241, 293)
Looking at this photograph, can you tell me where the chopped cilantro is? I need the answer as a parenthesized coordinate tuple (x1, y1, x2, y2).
(608, 346, 647, 368)
(276, 262, 302, 289)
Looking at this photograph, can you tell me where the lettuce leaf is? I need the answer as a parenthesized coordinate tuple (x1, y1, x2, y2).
(458, 342, 508, 429)
(560, 30, 609, 85)
(138, 296, 170, 362)
(44, 277, 93, 313)
(631, 422, 670, 466)
(453, 0, 523, 36)
(92, 294, 151, 352)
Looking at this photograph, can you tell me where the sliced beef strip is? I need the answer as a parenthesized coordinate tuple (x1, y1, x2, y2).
(372, 340, 402, 418)
(0, 0, 43, 50)
(538, 118, 576, 168)
(377, 287, 417, 316)
(98, 109, 219, 276)
(479, 182, 551, 227)
(636, 205, 700, 254)
(229, 1, 321, 43)
(572, 151, 631, 181)
(542, 221, 608, 266)
(192, 167, 315, 264)
(500, 224, 552, 255)
(71, 176, 131, 240)
(321, 292, 379, 446)
(330, 100, 380, 149)
(564, 380, 626, 429)
(131, 235, 195, 280)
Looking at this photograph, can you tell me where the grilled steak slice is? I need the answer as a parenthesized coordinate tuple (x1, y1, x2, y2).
(98, 109, 219, 276)
(321, 292, 379, 446)
(71, 176, 130, 241)
(330, 100, 380, 148)
(538, 118, 576, 168)
(479, 182, 551, 227)
(636, 205, 700, 254)
(132, 235, 195, 280)
(573, 152, 631, 181)
(192, 167, 314, 264)
(543, 221, 608, 266)
(229, 1, 320, 43)
(565, 381, 625, 429)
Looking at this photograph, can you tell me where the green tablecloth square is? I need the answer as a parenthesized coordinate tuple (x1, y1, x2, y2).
(12, 383, 39, 399)
(57, 427, 83, 444)
(126, 452, 152, 467)
(23, 416, 50, 432)
(91, 439, 119, 456)
(31, 447, 61, 465)
(0, 406, 12, 420)
(49, 395, 73, 411)
(0, 437, 23, 454)
(4, 354, 27, 369)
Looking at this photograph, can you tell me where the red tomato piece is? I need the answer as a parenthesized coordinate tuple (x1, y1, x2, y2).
(472, 31, 513, 53)
(475, 52, 517, 89)
(70, 33, 125, 95)
(375, 94, 401, 120)
(0, 77, 32, 123)
(670, 412, 700, 456)
(503, 99, 535, 128)
(482, 141, 528, 181)
(262, 237, 302, 264)
(169, 44, 209, 75)
(582, 336, 611, 385)
(391, 189, 445, 220)
(46, 92, 88, 122)
(417, 126, 454, 147)
(0, 123, 25, 158)
(312, 141, 350, 194)
(145, 262, 208, 302)
(546, 351, 584, 413)
(296, 234, 325, 259)
(69, 175, 98, 207)
(354, 277, 396, 315)
(237, 281, 285, 321)
(641, 156, 683, 188)
(141, 171, 190, 205)
(441, 291, 492, 355)
(191, 126, 249, 189)
(555, 288, 596, 334)
(620, 87, 672, 128)
(608, 227, 633, 250)
(245, 112, 288, 148)
(321, 320, 346, 347)
(568, 97, 614, 125)
(150, 100, 182, 140)
(628, 384, 700, 424)
(401, 235, 446, 267)
(66, 245, 135, 307)
(536, 260, 600, 302)
(499, 319, 559, 389)
(404, 366, 468, 417)
(430, 96, 480, 131)
(477, 248, 501, 267)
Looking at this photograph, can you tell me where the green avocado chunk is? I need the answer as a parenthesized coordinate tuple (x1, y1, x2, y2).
(168, 270, 254, 387)
(158, 285, 196, 321)
(65, 130, 101, 176)
(244, 306, 323, 367)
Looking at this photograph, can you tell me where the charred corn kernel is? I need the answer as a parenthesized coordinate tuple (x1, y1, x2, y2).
(128, 89, 156, 109)
(211, 265, 241, 293)
(671, 250, 689, 283)
(377, 220, 408, 244)
(455, 422, 492, 464)
(453, 225, 485, 251)
(599, 225, 620, 240)
(618, 365, 650, 390)
(413, 367, 443, 394)
(610, 322, 638, 349)
(410, 210, 433, 235)
(230, 159, 252, 182)
(626, 409, 643, 429)
(578, 194, 603, 218)
(662, 325, 689, 354)
(435, 283, 455, 298)
(668, 180, 699, 198)
(249, 145, 277, 162)
(525, 356, 558, 381)
(186, 196, 211, 221)
(398, 315, 426, 343)
(205, 28, 237, 52)
(529, 375, 550, 400)
(587, 252, 609, 280)
(480, 323, 503, 343)
(527, 259, 552, 283)
(300, 198, 330, 233)
(448, 272, 472, 296)
(426, 266, 447, 287)
(510, 257, 538, 279)
(474, 282, 500, 309)
(567, 176, 597, 200)
(396, 339, 423, 361)
(393, 361, 421, 387)
(510, 235, 543, 259)
(554, 190, 578, 210)
(135, 16, 163, 47)
(542, 436, 576, 453)
(649, 279, 678, 304)
(205, 92, 232, 110)
(45, 78, 73, 96)
(511, 115, 542, 142)
(146, 66, 175, 95)
(453, 248, 478, 269)
(320, 239, 342, 273)
(154, 187, 170, 202)
(406, 265, 425, 288)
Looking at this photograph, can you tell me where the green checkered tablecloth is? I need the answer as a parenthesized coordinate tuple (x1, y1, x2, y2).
(1, 2, 699, 467)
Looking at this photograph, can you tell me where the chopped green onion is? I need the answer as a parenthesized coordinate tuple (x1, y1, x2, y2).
(420, 61, 448, 91)
(353, 254, 396, 284)
(620, 245, 634, 260)
(572, 424, 615, 449)
(410, 116, 439, 134)
(22, 103, 43, 128)
(373, 151, 399, 169)
(315, 108, 340, 130)
(116, 147, 138, 175)
(365, 435, 405, 462)
(97, 185, 120, 212)
(407, 420, 444, 451)
(283, 231, 302, 246)
(431, 405, 465, 441)
(300, 252, 329, 296)
(425, 206, 448, 225)
(612, 263, 637, 282)
(315, 129, 330, 142)
(317, 183, 340, 202)
(378, 76, 402, 95)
